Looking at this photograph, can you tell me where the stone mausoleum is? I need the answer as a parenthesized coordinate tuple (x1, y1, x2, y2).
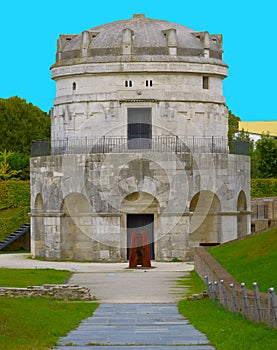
(30, 14, 251, 261)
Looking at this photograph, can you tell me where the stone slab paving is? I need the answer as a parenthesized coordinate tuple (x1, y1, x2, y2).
(54, 303, 215, 350)
(69, 269, 190, 303)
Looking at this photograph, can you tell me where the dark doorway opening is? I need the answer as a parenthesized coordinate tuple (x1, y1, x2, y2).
(127, 214, 154, 260)
(127, 108, 152, 149)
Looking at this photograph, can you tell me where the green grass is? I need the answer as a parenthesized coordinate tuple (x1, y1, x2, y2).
(0, 208, 22, 218)
(177, 270, 206, 295)
(0, 268, 98, 349)
(0, 268, 72, 287)
(0, 297, 98, 350)
(0, 207, 30, 242)
(178, 271, 277, 350)
(206, 229, 277, 292)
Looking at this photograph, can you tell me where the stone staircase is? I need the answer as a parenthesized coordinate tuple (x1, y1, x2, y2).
(0, 223, 30, 251)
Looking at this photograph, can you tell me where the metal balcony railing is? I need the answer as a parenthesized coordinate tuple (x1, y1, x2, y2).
(31, 136, 249, 157)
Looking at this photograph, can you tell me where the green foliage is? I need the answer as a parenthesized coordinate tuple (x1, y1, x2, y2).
(0, 208, 29, 242)
(251, 178, 277, 197)
(207, 229, 277, 292)
(254, 133, 277, 178)
(0, 180, 30, 210)
(0, 297, 98, 350)
(0, 96, 50, 154)
(0, 150, 21, 181)
(3, 152, 30, 180)
(0, 180, 30, 241)
(0, 268, 71, 287)
(228, 109, 240, 141)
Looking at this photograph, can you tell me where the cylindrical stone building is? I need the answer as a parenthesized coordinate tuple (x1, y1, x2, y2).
(30, 14, 251, 261)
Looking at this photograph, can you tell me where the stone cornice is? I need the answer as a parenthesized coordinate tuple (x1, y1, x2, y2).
(51, 61, 228, 80)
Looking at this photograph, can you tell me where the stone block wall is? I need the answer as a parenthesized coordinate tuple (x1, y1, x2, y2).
(0, 284, 94, 300)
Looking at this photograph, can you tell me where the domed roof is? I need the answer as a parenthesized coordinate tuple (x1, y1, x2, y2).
(55, 14, 224, 66)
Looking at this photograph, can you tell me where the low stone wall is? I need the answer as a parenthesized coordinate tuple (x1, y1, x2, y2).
(194, 246, 238, 287)
(251, 219, 271, 233)
(0, 284, 94, 300)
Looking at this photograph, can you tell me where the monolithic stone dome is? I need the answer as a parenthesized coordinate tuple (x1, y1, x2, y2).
(55, 14, 225, 66)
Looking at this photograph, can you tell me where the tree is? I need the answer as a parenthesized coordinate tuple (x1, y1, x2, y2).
(1, 152, 30, 180)
(0, 150, 21, 181)
(228, 109, 240, 141)
(254, 133, 277, 178)
(0, 96, 50, 154)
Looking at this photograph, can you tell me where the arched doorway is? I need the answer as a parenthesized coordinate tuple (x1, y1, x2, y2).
(237, 191, 247, 239)
(189, 190, 221, 245)
(121, 192, 159, 260)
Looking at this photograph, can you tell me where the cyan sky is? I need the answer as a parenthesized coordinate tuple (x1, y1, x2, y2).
(1, 0, 275, 121)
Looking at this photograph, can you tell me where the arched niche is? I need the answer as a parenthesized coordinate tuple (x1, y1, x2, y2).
(237, 190, 247, 239)
(31, 194, 45, 258)
(60, 193, 92, 260)
(189, 190, 221, 245)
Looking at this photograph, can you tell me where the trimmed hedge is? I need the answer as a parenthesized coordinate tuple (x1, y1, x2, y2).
(251, 178, 277, 198)
(0, 181, 30, 241)
(0, 207, 29, 241)
(0, 180, 30, 210)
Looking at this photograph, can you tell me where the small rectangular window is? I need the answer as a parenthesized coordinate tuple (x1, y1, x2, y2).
(125, 80, 133, 87)
(203, 77, 209, 89)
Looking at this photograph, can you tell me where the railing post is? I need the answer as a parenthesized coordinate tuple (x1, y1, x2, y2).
(230, 283, 238, 314)
(268, 288, 277, 328)
(241, 283, 248, 320)
(220, 280, 228, 310)
(214, 281, 220, 309)
(204, 276, 211, 297)
(253, 282, 262, 322)
(209, 281, 216, 304)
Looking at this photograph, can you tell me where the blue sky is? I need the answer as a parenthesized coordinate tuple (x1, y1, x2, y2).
(1, 0, 275, 121)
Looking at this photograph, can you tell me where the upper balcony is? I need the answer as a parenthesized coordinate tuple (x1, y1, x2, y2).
(31, 136, 249, 157)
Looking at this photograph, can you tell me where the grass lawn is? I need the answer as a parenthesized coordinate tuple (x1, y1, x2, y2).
(0, 208, 22, 219)
(178, 271, 277, 350)
(0, 268, 98, 349)
(0, 207, 30, 242)
(0, 297, 98, 350)
(206, 229, 277, 292)
(0, 268, 72, 287)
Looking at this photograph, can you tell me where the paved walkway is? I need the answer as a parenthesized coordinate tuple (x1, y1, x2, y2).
(54, 303, 215, 350)
(0, 254, 215, 349)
